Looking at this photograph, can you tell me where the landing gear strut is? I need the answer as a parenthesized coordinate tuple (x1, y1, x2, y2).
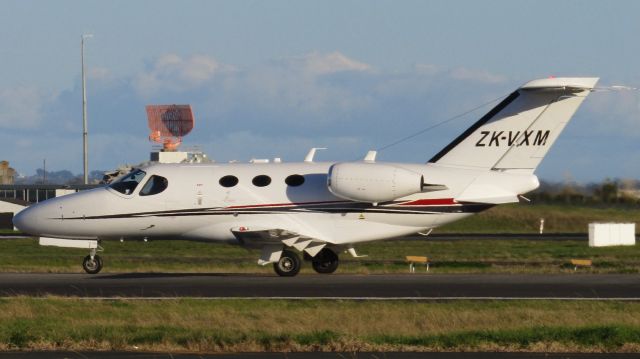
(82, 247, 103, 274)
(273, 249, 301, 277)
(311, 248, 339, 274)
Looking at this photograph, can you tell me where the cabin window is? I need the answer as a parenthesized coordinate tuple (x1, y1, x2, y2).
(109, 169, 146, 195)
(285, 174, 305, 187)
(139, 175, 168, 196)
(219, 175, 239, 188)
(252, 175, 271, 187)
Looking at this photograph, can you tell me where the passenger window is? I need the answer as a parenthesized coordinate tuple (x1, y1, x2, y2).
(139, 175, 168, 196)
(109, 169, 147, 195)
(285, 174, 305, 187)
(219, 175, 239, 188)
(252, 175, 271, 187)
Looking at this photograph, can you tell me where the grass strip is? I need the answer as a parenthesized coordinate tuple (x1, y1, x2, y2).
(0, 298, 639, 352)
(2, 237, 640, 274)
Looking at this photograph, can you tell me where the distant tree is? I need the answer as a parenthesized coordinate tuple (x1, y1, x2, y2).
(594, 178, 618, 204)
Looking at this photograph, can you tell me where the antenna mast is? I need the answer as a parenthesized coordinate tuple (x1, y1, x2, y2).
(81, 34, 92, 184)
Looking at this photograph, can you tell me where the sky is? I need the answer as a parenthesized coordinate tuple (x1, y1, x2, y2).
(0, 0, 639, 182)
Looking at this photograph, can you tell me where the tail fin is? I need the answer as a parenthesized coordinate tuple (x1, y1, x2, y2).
(428, 77, 599, 172)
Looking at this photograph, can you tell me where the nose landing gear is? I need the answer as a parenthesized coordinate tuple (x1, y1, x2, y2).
(82, 246, 103, 274)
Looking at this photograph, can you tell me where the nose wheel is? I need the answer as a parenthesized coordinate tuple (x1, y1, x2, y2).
(82, 255, 103, 274)
(82, 246, 103, 274)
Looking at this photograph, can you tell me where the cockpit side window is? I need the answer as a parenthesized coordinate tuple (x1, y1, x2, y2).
(139, 175, 168, 196)
(109, 169, 147, 195)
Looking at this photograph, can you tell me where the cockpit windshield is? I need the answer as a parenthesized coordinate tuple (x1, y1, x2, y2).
(109, 169, 147, 195)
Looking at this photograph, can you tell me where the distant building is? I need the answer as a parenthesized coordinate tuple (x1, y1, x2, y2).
(619, 189, 640, 200)
(0, 161, 16, 185)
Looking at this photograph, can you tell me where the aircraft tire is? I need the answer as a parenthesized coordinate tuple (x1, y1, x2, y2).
(311, 248, 339, 274)
(82, 255, 103, 274)
(273, 250, 301, 277)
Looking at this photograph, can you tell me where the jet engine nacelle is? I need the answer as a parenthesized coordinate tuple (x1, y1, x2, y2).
(327, 162, 424, 203)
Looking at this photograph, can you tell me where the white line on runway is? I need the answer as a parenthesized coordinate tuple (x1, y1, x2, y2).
(10, 296, 640, 301)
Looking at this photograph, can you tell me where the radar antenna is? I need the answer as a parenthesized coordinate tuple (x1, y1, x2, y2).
(146, 104, 194, 151)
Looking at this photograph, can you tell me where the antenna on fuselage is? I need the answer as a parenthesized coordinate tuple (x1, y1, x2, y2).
(304, 147, 327, 162)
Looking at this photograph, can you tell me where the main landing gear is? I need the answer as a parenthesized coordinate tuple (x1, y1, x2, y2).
(311, 248, 339, 274)
(274, 249, 302, 277)
(272, 248, 340, 277)
(82, 247, 103, 274)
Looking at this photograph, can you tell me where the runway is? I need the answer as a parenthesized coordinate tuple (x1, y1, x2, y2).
(0, 273, 639, 299)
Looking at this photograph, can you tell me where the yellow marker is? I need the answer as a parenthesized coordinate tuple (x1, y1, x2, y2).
(359, 213, 365, 220)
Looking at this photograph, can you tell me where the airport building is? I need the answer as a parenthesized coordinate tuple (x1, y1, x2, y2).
(0, 161, 16, 185)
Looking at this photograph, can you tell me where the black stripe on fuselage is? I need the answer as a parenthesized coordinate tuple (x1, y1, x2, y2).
(56, 202, 494, 220)
(428, 91, 521, 163)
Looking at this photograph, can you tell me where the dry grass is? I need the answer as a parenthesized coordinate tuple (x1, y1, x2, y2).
(0, 298, 639, 352)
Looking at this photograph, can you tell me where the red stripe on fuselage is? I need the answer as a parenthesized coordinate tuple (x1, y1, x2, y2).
(225, 198, 457, 209)
(398, 198, 457, 206)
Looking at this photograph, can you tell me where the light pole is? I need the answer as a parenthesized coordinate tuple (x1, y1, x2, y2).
(81, 34, 93, 185)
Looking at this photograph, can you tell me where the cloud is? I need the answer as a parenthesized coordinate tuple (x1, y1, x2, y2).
(192, 52, 375, 127)
(88, 66, 111, 81)
(0, 86, 52, 129)
(413, 63, 506, 84)
(133, 54, 231, 97)
(206, 131, 367, 163)
(285, 51, 372, 75)
(1, 53, 515, 176)
(448, 67, 507, 84)
(414, 63, 439, 75)
(581, 88, 640, 138)
(11, 51, 639, 183)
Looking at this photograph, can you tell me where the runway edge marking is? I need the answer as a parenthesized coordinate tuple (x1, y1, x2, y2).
(8, 296, 640, 301)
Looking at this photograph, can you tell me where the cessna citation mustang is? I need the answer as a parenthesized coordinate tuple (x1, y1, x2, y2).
(14, 77, 599, 276)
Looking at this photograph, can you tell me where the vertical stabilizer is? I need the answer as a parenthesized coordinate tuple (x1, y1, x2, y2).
(428, 77, 599, 172)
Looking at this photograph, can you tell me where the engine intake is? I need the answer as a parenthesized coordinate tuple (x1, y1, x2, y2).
(328, 162, 424, 203)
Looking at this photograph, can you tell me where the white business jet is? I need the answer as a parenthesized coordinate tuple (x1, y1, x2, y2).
(14, 77, 599, 276)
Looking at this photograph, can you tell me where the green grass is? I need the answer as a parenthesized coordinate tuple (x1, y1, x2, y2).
(1, 236, 639, 274)
(438, 203, 640, 233)
(0, 298, 639, 352)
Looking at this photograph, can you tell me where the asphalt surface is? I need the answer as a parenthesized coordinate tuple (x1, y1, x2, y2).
(0, 273, 638, 299)
(0, 352, 638, 359)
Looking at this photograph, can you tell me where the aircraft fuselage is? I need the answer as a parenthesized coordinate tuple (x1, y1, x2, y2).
(14, 161, 538, 245)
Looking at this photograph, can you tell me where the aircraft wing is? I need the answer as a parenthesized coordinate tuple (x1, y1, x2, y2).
(231, 226, 329, 265)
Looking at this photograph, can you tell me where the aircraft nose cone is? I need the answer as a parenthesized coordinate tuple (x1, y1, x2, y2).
(13, 206, 40, 235)
(13, 204, 46, 236)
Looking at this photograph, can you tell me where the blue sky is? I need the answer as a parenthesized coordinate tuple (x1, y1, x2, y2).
(0, 0, 639, 182)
